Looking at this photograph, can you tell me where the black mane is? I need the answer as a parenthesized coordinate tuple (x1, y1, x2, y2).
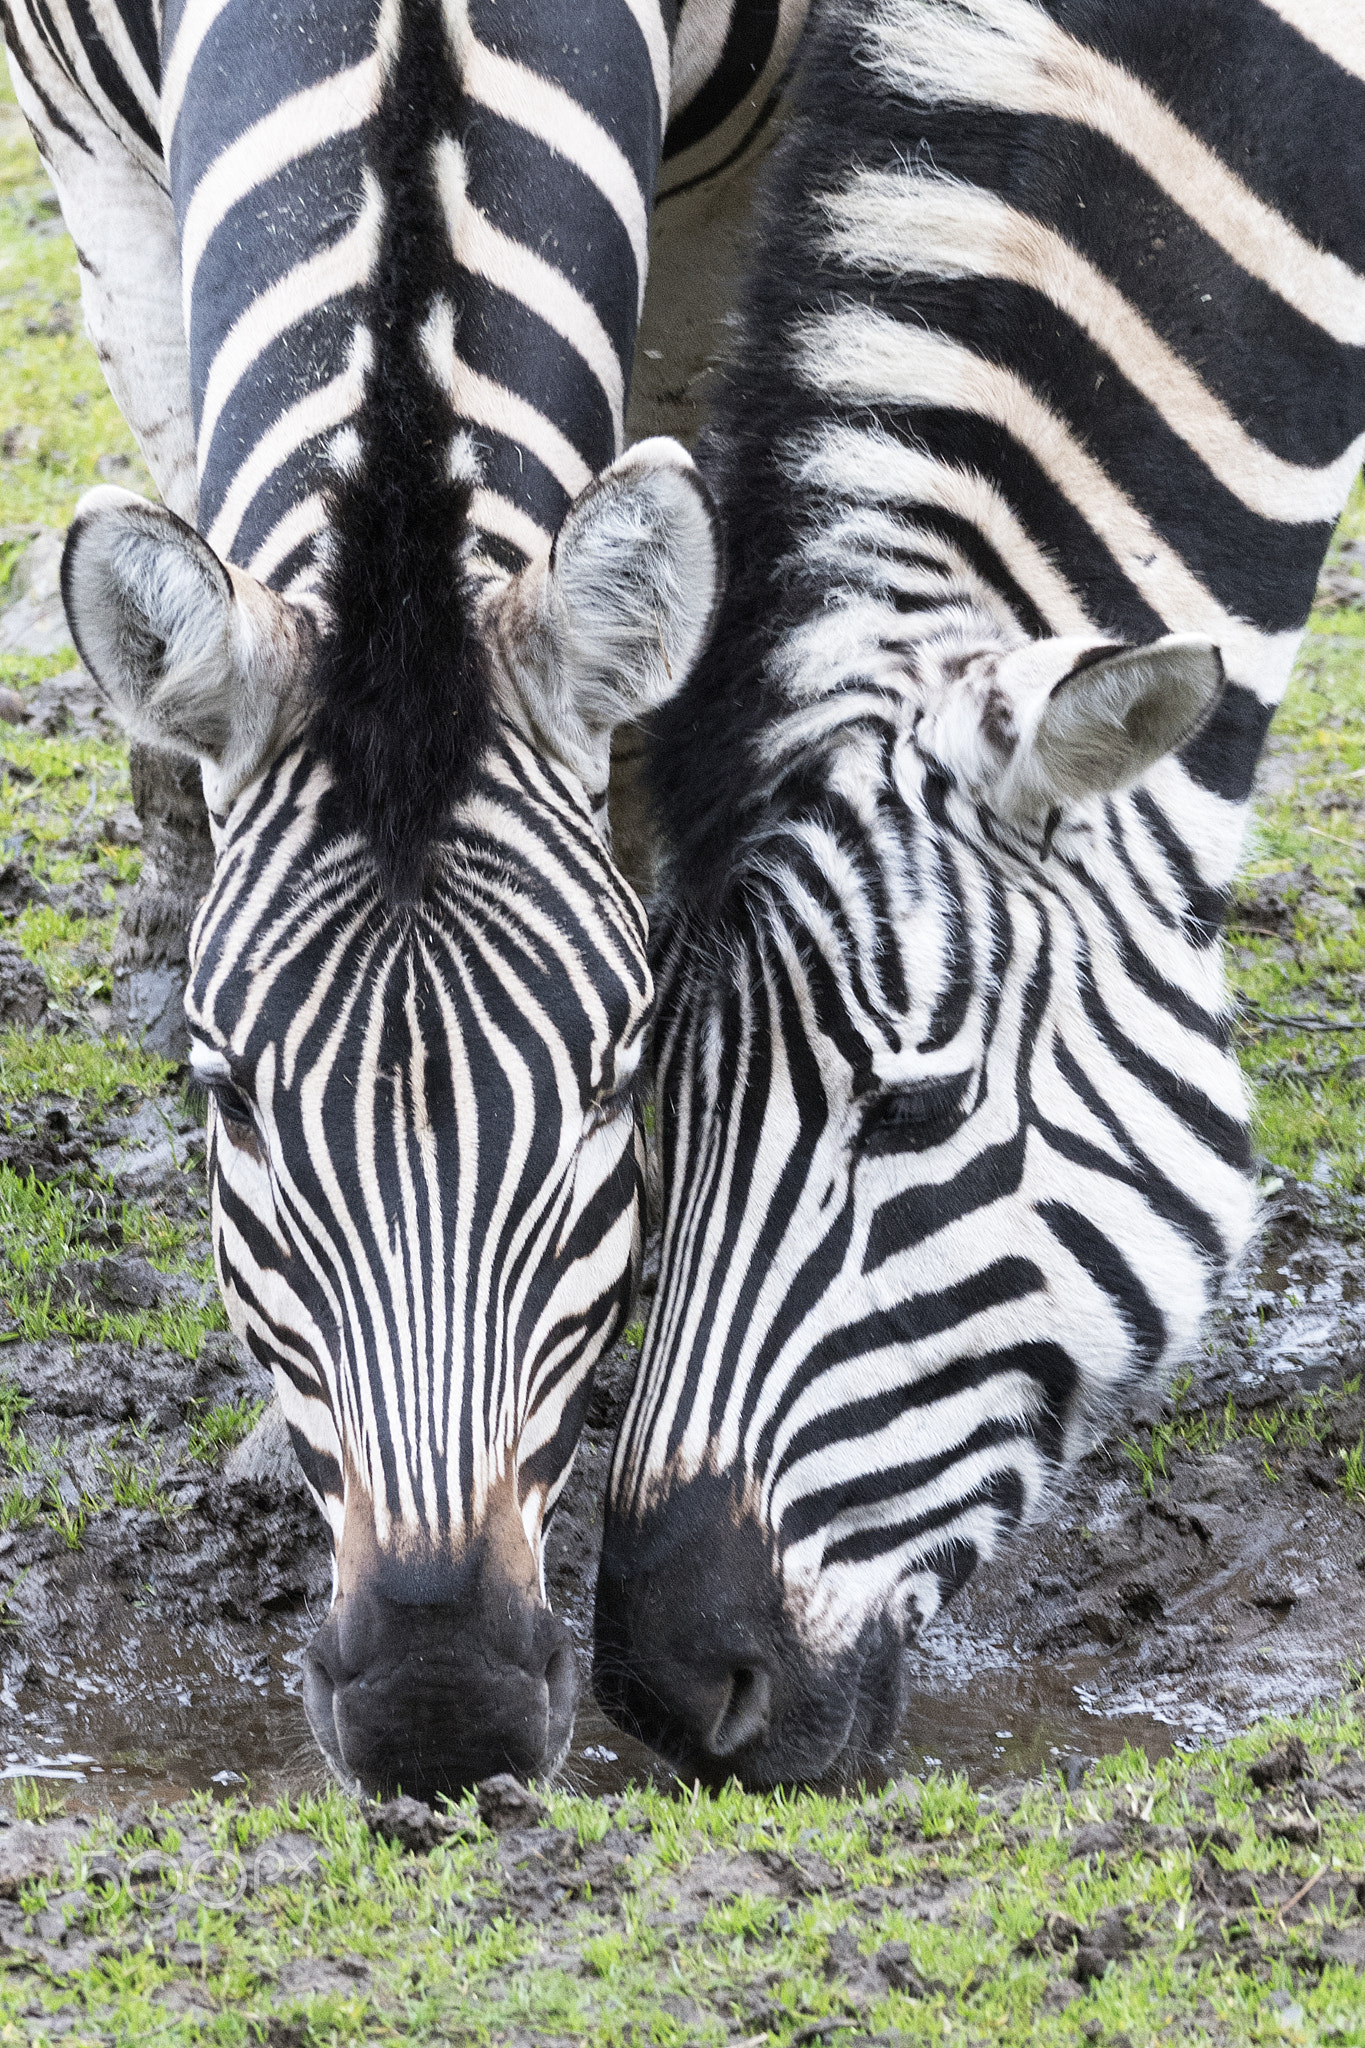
(309, 0, 494, 907)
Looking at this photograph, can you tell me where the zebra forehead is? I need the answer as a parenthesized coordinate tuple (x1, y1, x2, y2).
(186, 744, 652, 1070)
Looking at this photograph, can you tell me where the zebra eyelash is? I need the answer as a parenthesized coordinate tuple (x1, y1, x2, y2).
(190, 1049, 259, 1142)
(209, 1077, 257, 1132)
(857, 1070, 975, 1156)
(584, 1068, 642, 1137)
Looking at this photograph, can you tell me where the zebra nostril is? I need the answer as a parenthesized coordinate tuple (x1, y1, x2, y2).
(544, 1643, 576, 1726)
(705, 1664, 772, 1758)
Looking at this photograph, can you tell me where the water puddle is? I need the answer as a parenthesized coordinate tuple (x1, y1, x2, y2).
(0, 1618, 1220, 1813)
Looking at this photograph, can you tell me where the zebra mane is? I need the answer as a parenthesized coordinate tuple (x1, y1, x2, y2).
(309, 0, 494, 907)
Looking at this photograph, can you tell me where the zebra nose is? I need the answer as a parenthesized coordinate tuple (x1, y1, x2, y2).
(593, 1472, 907, 1787)
(592, 1474, 790, 1780)
(303, 1576, 577, 1801)
(703, 1663, 774, 1757)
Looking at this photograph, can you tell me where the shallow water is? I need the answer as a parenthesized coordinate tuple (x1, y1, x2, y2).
(0, 1611, 1205, 1813)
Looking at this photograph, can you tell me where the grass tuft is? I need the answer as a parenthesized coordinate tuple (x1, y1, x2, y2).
(187, 1395, 265, 1466)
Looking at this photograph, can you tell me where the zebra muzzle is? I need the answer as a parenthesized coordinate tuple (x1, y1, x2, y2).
(593, 1471, 906, 1789)
(302, 1536, 577, 1801)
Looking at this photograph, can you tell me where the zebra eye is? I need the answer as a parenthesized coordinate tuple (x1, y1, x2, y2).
(208, 1078, 256, 1133)
(581, 1081, 634, 1146)
(584, 1089, 634, 1138)
(859, 1073, 973, 1156)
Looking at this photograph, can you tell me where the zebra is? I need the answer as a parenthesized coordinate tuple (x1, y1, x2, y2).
(1, 0, 805, 1798)
(594, 0, 1365, 1787)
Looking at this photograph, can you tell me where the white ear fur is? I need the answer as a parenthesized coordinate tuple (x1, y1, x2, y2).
(999, 634, 1223, 815)
(918, 632, 1223, 820)
(491, 439, 720, 798)
(61, 487, 308, 806)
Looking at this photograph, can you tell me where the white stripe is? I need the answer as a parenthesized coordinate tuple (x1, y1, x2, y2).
(621, 0, 671, 123)
(865, 0, 1365, 345)
(470, 489, 554, 568)
(204, 355, 368, 562)
(197, 174, 384, 471)
(820, 168, 1365, 524)
(247, 493, 328, 587)
(790, 422, 1095, 638)
(422, 303, 593, 499)
(85, 0, 160, 136)
(11, 0, 161, 169)
(179, 58, 383, 321)
(160, 0, 238, 144)
(659, 0, 809, 197)
(794, 333, 1305, 704)
(1263, 0, 1365, 83)
(669, 0, 736, 118)
(432, 138, 625, 449)
(462, 41, 650, 300)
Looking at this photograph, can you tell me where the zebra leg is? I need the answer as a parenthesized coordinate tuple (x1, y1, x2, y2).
(3, 30, 197, 519)
(113, 743, 215, 1054)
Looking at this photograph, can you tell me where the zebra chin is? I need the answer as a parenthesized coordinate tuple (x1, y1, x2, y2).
(301, 1510, 577, 1802)
(592, 1474, 906, 1790)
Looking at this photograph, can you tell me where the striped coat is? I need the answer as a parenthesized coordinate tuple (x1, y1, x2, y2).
(3, 0, 802, 1795)
(595, 0, 1365, 1787)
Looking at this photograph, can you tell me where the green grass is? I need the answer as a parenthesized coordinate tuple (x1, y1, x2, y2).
(1121, 1370, 1365, 1505)
(0, 1163, 225, 1355)
(96, 1428, 181, 1514)
(0, 1363, 184, 1538)
(187, 1393, 265, 1466)
(0, 718, 146, 1022)
(1226, 474, 1365, 1190)
(0, 1703, 1361, 2045)
(1341, 1439, 1365, 1505)
(0, 1026, 173, 1108)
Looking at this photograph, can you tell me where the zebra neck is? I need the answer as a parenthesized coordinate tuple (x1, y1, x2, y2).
(773, 505, 1030, 701)
(658, 0, 1365, 884)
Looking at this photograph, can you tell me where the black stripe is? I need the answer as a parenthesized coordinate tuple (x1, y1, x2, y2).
(461, 105, 643, 372)
(455, 269, 618, 478)
(471, 0, 661, 176)
(1038, 1199, 1165, 1367)
(663, 0, 780, 159)
(1035, 0, 1365, 266)
(0, 7, 91, 154)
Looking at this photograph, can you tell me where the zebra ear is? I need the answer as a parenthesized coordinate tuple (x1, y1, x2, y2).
(503, 438, 720, 797)
(994, 633, 1224, 817)
(61, 487, 307, 802)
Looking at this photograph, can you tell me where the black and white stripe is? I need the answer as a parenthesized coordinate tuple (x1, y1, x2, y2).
(595, 0, 1365, 1786)
(5, 0, 782, 1794)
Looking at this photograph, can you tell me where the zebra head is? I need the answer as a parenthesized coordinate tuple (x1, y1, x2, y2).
(596, 619, 1256, 1787)
(63, 437, 719, 1799)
